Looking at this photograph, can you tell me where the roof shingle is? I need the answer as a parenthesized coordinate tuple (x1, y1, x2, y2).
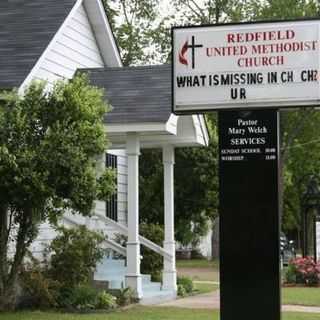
(0, 0, 77, 89)
(84, 65, 172, 124)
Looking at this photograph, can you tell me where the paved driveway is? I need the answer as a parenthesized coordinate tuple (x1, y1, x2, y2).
(158, 290, 320, 313)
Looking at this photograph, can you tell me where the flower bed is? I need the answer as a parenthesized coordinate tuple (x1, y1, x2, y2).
(285, 257, 320, 287)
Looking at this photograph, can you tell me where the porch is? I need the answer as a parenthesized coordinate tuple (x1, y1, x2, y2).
(82, 64, 209, 302)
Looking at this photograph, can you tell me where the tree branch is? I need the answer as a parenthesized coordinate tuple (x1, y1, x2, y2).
(215, 0, 222, 23)
(207, 0, 213, 22)
(281, 109, 316, 164)
(131, 0, 138, 25)
(184, 0, 207, 22)
(189, 0, 205, 15)
(120, 0, 131, 26)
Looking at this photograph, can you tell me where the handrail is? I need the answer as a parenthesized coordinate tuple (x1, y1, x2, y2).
(102, 238, 127, 256)
(62, 215, 126, 256)
(94, 213, 173, 262)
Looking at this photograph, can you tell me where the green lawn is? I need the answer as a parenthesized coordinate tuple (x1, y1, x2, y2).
(194, 282, 219, 294)
(176, 259, 219, 269)
(177, 259, 219, 282)
(0, 309, 319, 320)
(193, 282, 320, 306)
(282, 287, 320, 306)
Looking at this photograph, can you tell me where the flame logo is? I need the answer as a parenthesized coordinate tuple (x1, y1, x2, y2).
(179, 41, 188, 66)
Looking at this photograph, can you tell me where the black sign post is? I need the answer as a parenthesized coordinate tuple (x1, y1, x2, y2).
(218, 109, 281, 320)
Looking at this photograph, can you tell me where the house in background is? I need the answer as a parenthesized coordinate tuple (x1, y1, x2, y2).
(0, 0, 209, 304)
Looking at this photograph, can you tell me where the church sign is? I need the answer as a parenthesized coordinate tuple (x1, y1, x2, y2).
(172, 19, 320, 113)
(170, 19, 320, 320)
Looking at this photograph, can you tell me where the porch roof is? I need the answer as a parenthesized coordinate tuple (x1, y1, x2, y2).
(83, 64, 172, 125)
(82, 64, 209, 149)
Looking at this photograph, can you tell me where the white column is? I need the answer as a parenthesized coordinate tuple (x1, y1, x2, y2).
(162, 145, 177, 292)
(125, 133, 142, 298)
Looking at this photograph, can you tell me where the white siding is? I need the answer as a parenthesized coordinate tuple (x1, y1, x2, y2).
(30, 224, 59, 261)
(33, 4, 104, 85)
(31, 149, 129, 258)
(31, 4, 106, 258)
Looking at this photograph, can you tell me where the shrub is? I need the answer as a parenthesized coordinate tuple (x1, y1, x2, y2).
(140, 223, 164, 281)
(190, 249, 204, 260)
(177, 276, 194, 294)
(177, 284, 187, 297)
(69, 285, 97, 310)
(19, 259, 60, 309)
(18, 227, 121, 312)
(47, 226, 105, 290)
(285, 263, 298, 284)
(286, 257, 320, 286)
(57, 285, 118, 311)
(55, 287, 75, 309)
(95, 291, 117, 310)
(116, 287, 137, 306)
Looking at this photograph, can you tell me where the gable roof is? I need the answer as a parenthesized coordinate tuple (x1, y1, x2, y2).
(84, 64, 172, 124)
(0, 0, 77, 89)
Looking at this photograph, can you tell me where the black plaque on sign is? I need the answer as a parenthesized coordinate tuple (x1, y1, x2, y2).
(219, 110, 280, 320)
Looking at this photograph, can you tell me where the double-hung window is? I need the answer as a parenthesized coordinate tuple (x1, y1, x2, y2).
(106, 153, 118, 221)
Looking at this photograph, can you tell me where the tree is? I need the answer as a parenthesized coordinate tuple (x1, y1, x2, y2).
(102, 0, 320, 242)
(167, 0, 320, 239)
(259, 0, 319, 19)
(281, 110, 320, 236)
(250, 0, 320, 239)
(102, 0, 163, 66)
(139, 115, 219, 246)
(171, 0, 250, 24)
(0, 75, 115, 310)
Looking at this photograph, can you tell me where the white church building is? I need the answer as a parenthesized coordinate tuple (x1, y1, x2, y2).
(0, 0, 209, 304)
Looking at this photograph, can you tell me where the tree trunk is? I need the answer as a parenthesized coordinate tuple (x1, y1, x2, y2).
(0, 205, 15, 311)
(0, 284, 17, 311)
(211, 217, 220, 259)
(0, 208, 31, 310)
(0, 206, 8, 288)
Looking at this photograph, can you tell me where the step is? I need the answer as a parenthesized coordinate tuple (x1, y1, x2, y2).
(94, 257, 126, 285)
(98, 258, 126, 268)
(94, 273, 125, 281)
(109, 279, 125, 289)
(140, 290, 177, 305)
(141, 274, 151, 284)
(94, 269, 126, 278)
(142, 281, 161, 292)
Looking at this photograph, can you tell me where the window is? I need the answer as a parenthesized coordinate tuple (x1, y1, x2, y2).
(106, 153, 118, 221)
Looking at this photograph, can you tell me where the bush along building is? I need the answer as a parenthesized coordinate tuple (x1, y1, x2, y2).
(0, 0, 209, 304)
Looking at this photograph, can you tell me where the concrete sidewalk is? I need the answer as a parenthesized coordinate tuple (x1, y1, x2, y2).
(158, 290, 320, 313)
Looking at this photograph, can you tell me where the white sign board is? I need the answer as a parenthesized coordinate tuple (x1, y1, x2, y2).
(172, 20, 320, 113)
(317, 221, 320, 262)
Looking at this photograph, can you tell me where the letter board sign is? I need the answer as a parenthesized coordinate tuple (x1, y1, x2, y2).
(172, 20, 320, 113)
